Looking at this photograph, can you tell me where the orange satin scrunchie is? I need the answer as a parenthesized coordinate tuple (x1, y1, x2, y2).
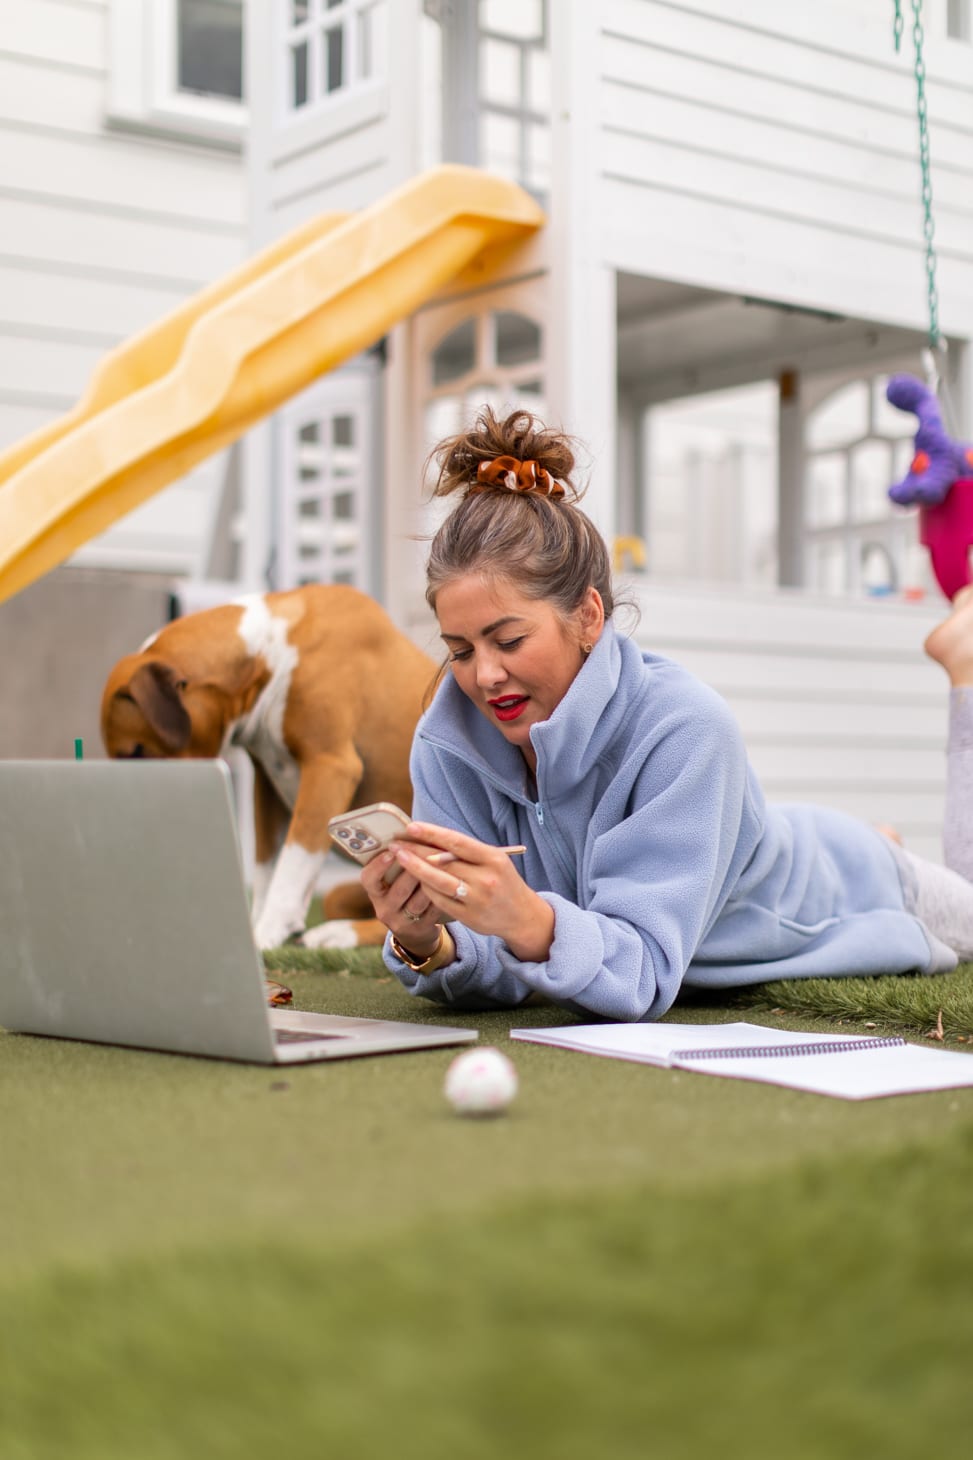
(473, 456, 565, 499)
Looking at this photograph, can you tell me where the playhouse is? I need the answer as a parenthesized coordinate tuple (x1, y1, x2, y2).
(2, 1, 973, 861)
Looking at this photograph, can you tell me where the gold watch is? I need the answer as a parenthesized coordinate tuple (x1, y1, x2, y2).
(389, 925, 446, 972)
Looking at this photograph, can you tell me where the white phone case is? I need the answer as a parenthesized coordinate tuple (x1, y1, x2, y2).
(327, 802, 412, 866)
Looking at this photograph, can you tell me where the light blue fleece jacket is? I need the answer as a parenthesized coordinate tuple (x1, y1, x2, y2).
(384, 623, 948, 1021)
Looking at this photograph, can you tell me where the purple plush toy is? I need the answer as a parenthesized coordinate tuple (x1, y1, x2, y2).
(886, 373, 973, 600)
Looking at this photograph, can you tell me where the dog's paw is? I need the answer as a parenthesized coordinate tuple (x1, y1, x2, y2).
(301, 920, 361, 950)
(253, 912, 305, 950)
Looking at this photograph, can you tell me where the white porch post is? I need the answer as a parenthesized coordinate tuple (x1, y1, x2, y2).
(548, 0, 616, 540)
(777, 369, 805, 588)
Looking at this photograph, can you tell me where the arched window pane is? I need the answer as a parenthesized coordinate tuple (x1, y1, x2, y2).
(432, 320, 478, 385)
(494, 312, 541, 368)
(851, 440, 894, 520)
(806, 381, 868, 451)
(806, 454, 846, 529)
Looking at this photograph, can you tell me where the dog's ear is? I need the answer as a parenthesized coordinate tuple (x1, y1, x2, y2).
(126, 662, 192, 752)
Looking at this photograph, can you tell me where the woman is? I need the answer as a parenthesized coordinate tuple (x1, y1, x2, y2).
(361, 408, 973, 1022)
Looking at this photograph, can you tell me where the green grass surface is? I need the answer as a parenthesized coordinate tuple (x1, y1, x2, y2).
(3, 964, 973, 1458)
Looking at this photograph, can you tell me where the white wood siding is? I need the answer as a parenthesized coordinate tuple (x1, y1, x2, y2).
(0, 0, 246, 572)
(595, 0, 973, 334)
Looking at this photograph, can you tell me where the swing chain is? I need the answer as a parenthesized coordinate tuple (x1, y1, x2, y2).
(896, 0, 943, 354)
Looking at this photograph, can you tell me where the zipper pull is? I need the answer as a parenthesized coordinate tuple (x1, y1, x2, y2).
(535, 802, 544, 826)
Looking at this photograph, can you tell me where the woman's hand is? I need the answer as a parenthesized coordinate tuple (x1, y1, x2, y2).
(386, 822, 555, 964)
(359, 834, 446, 960)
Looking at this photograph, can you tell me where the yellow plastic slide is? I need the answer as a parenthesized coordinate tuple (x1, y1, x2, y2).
(0, 165, 544, 605)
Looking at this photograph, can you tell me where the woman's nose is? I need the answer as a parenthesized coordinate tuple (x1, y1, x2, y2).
(476, 651, 506, 688)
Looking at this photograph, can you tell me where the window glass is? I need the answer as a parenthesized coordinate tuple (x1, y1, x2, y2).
(806, 381, 867, 451)
(333, 415, 355, 447)
(805, 454, 846, 529)
(494, 312, 541, 368)
(480, 0, 544, 41)
(325, 25, 344, 92)
(432, 320, 478, 385)
(850, 440, 894, 520)
(527, 48, 551, 112)
(292, 41, 309, 108)
(177, 0, 244, 100)
(482, 111, 521, 175)
(481, 38, 521, 107)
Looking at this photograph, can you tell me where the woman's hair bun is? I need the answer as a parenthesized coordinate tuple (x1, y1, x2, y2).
(429, 407, 580, 502)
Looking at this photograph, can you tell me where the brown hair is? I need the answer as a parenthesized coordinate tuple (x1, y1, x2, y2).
(424, 407, 615, 620)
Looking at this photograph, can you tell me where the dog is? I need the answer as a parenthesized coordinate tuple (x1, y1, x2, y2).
(101, 584, 436, 949)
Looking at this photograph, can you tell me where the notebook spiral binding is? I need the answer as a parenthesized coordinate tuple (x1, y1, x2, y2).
(676, 1036, 907, 1061)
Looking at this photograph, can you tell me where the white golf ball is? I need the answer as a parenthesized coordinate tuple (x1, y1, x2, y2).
(444, 1046, 518, 1116)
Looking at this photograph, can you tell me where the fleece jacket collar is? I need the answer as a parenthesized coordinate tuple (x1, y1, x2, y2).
(417, 623, 645, 804)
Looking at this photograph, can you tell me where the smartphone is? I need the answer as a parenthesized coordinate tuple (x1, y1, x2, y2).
(327, 802, 412, 874)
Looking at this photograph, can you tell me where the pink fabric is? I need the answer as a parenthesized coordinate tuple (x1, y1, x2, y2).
(920, 477, 973, 600)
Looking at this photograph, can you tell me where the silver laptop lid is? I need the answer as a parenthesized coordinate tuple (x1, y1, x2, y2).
(0, 760, 276, 1062)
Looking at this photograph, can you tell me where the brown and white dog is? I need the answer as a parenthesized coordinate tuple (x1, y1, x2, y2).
(101, 584, 436, 949)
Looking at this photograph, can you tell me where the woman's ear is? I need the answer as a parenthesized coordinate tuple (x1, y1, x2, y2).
(580, 586, 605, 644)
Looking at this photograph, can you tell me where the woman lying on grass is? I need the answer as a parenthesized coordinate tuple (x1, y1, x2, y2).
(361, 407, 973, 1022)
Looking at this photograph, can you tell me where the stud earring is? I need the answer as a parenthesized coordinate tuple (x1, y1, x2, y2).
(581, 641, 593, 656)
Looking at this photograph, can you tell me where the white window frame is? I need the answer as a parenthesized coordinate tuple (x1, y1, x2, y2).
(278, 0, 388, 123)
(108, 0, 246, 150)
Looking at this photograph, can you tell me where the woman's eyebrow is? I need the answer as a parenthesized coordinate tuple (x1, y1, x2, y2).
(441, 616, 525, 643)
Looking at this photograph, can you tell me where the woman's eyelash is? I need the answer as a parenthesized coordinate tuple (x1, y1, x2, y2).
(448, 636, 525, 663)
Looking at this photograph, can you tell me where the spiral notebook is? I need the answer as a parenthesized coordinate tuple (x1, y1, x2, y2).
(509, 1021, 973, 1100)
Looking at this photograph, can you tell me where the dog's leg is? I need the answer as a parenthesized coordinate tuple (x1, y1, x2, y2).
(252, 751, 362, 949)
(303, 881, 389, 950)
(250, 759, 290, 926)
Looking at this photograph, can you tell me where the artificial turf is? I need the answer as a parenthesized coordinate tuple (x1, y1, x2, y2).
(3, 963, 973, 1458)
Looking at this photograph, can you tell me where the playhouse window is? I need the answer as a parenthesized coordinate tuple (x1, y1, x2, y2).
(177, 0, 243, 100)
(423, 306, 546, 489)
(432, 321, 478, 386)
(803, 375, 927, 598)
(285, 0, 388, 112)
(108, 0, 246, 144)
(477, 0, 550, 196)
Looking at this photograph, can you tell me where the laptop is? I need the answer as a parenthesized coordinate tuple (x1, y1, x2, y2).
(0, 760, 478, 1065)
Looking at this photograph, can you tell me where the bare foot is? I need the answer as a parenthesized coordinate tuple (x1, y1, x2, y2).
(923, 585, 973, 686)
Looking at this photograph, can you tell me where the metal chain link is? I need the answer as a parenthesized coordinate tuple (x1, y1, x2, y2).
(894, 0, 942, 351)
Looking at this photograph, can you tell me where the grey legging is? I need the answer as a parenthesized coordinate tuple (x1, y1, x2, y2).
(893, 687, 973, 962)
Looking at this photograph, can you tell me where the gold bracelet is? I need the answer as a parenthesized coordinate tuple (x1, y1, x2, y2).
(389, 924, 447, 973)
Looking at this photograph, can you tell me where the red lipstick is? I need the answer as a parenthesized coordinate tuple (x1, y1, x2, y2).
(489, 696, 528, 722)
